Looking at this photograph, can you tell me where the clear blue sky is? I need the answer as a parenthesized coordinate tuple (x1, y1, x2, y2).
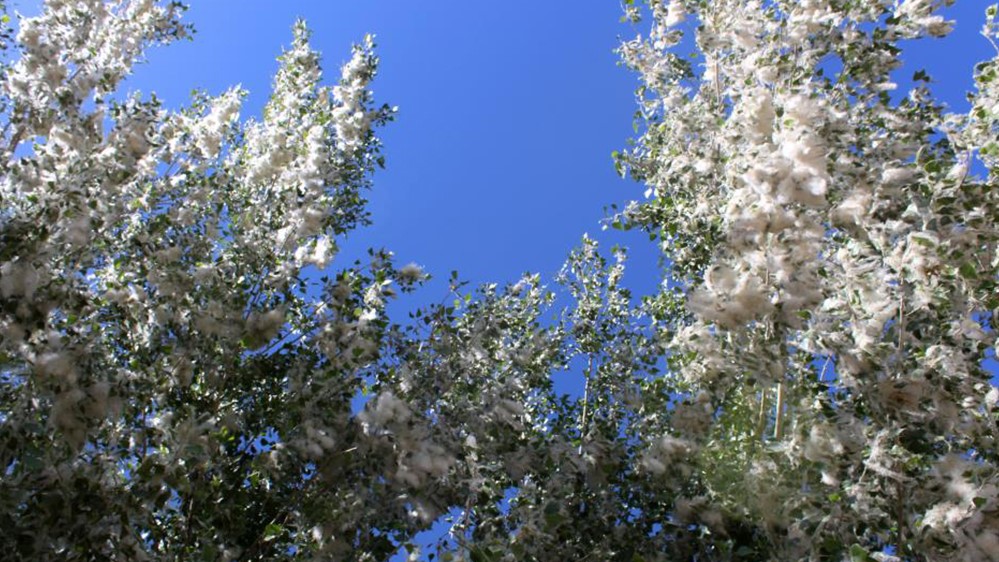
(11, 0, 994, 306)
(129, 1, 663, 303)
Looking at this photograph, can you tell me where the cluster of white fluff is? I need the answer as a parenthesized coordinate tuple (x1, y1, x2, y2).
(192, 88, 243, 159)
(359, 392, 454, 488)
(641, 434, 696, 477)
(332, 37, 378, 153)
(229, 23, 384, 278)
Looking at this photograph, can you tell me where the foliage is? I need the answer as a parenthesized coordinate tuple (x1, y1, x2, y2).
(616, 0, 999, 559)
(0, 1, 997, 561)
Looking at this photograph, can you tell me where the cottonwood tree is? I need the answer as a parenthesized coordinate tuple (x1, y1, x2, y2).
(0, 3, 589, 561)
(616, 0, 999, 559)
(0, 4, 708, 558)
(2, 1, 999, 561)
(0, 1, 425, 558)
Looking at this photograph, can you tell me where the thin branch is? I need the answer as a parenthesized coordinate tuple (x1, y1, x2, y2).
(896, 479, 907, 556)
(896, 287, 906, 376)
(578, 355, 594, 456)
(773, 382, 785, 440)
(983, 28, 999, 56)
(756, 388, 769, 443)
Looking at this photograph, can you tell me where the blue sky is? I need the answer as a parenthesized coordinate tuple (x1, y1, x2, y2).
(126, 1, 663, 303)
(10, 0, 994, 307)
(122, 1, 994, 307)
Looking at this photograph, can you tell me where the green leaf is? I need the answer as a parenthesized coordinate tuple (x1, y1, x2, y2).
(849, 544, 871, 562)
(959, 262, 978, 279)
(263, 523, 283, 542)
(470, 547, 497, 562)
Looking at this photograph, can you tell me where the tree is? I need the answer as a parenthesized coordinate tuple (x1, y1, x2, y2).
(0, 1, 997, 561)
(616, 0, 999, 559)
(0, 2, 413, 558)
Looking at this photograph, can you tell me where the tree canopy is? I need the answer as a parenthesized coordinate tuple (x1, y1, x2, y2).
(0, 1, 997, 561)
